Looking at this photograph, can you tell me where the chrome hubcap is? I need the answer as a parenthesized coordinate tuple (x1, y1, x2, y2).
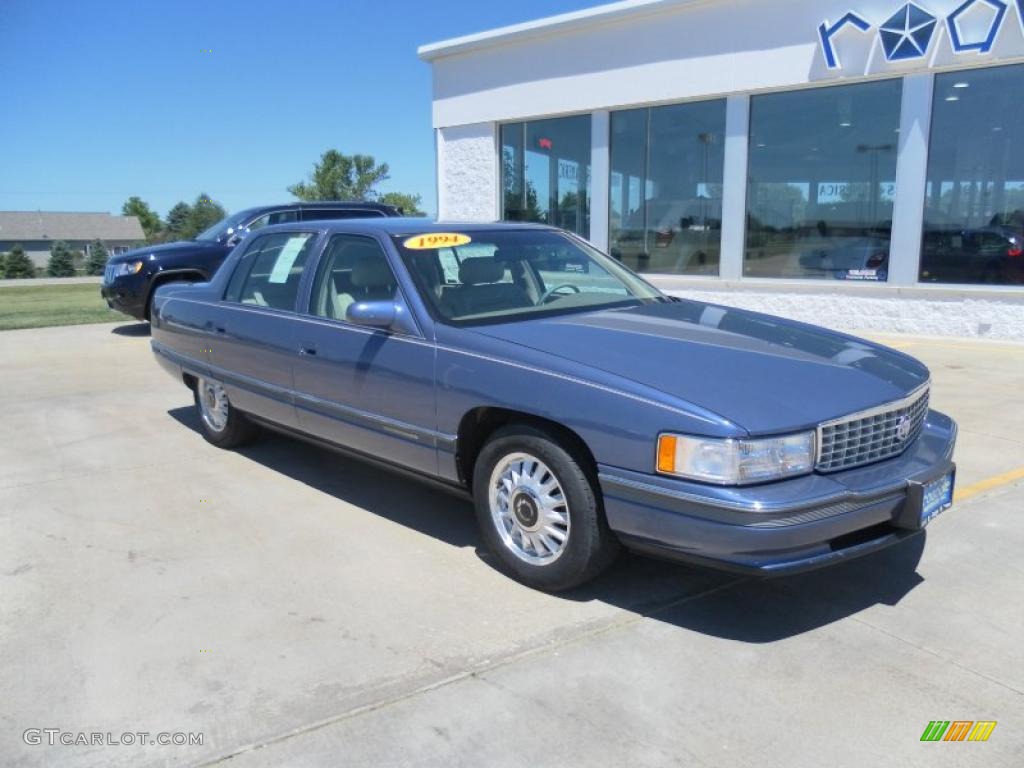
(198, 378, 229, 433)
(488, 453, 570, 566)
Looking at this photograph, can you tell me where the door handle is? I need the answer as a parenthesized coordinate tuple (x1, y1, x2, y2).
(299, 346, 318, 357)
(214, 326, 226, 335)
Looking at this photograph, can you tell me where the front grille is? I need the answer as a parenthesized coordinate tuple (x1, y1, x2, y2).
(816, 385, 930, 472)
(103, 263, 116, 284)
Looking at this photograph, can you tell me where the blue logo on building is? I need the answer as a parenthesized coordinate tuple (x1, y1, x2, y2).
(820, 1, 1022, 68)
(818, 13, 872, 69)
(879, 3, 938, 60)
(947, 0, 1008, 53)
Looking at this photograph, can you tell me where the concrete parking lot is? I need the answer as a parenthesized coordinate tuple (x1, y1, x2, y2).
(1, 321, 1022, 767)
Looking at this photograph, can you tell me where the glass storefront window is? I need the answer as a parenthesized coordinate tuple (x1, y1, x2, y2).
(609, 100, 725, 275)
(921, 65, 1024, 286)
(745, 80, 902, 281)
(500, 116, 592, 238)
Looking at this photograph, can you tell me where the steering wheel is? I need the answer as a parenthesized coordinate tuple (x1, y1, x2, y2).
(540, 283, 582, 304)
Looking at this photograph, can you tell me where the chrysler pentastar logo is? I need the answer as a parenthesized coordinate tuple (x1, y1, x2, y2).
(819, 0, 1022, 69)
(880, 3, 939, 60)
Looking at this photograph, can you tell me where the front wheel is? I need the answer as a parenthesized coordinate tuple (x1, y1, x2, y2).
(472, 425, 619, 591)
(194, 377, 258, 449)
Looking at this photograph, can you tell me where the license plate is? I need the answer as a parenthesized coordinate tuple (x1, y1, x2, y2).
(921, 472, 954, 527)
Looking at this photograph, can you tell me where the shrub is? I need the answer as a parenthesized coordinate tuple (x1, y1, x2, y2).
(86, 239, 109, 276)
(3, 244, 36, 279)
(47, 241, 76, 277)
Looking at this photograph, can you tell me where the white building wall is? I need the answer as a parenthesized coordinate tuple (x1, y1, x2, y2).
(436, 123, 498, 221)
(427, 0, 1024, 129)
(660, 284, 1024, 340)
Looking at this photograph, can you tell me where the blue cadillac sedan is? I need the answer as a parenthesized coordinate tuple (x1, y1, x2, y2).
(150, 219, 957, 591)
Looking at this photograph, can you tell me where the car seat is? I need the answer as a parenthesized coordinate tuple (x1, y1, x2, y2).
(331, 249, 396, 320)
(448, 257, 532, 317)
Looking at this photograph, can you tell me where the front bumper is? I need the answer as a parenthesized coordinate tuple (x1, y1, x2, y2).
(100, 273, 149, 320)
(600, 410, 957, 575)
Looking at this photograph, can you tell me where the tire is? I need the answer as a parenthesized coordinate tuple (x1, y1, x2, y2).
(193, 377, 258, 449)
(472, 425, 620, 591)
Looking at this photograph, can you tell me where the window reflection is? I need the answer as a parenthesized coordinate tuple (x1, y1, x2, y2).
(921, 65, 1024, 286)
(745, 80, 902, 281)
(609, 100, 725, 275)
(500, 116, 592, 238)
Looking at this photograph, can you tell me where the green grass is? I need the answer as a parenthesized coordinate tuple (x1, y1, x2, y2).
(0, 283, 118, 331)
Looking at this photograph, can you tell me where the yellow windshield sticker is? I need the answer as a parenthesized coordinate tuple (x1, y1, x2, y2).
(403, 233, 472, 250)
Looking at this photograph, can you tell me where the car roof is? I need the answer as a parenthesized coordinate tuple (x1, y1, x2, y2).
(257, 218, 559, 237)
(235, 201, 399, 219)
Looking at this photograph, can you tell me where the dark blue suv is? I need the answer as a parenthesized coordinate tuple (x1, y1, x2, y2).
(101, 201, 401, 321)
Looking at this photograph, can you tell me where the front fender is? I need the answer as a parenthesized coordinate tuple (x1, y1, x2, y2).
(434, 327, 742, 479)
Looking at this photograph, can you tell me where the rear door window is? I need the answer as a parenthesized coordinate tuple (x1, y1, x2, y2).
(225, 232, 318, 311)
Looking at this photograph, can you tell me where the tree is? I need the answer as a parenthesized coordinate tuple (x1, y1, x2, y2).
(47, 241, 76, 277)
(188, 193, 226, 238)
(122, 197, 163, 241)
(165, 202, 193, 241)
(2, 244, 36, 278)
(378, 191, 425, 216)
(86, 239, 109, 276)
(288, 150, 390, 201)
(502, 150, 544, 223)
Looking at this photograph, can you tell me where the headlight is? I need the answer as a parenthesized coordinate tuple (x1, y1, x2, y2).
(656, 432, 815, 485)
(114, 261, 144, 276)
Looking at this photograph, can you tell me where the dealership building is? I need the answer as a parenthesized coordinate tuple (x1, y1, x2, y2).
(420, 0, 1024, 338)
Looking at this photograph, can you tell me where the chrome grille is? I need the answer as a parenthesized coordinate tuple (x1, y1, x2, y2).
(103, 263, 116, 284)
(816, 385, 930, 472)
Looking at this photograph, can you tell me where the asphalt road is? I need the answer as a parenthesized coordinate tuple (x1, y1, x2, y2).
(1, 321, 1022, 767)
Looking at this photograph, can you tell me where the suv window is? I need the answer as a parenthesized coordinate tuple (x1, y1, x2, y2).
(225, 232, 317, 311)
(300, 208, 386, 222)
(246, 210, 300, 232)
(309, 234, 397, 322)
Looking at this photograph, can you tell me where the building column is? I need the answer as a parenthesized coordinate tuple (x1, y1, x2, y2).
(433, 128, 443, 219)
(889, 73, 934, 286)
(436, 123, 499, 222)
(719, 95, 750, 281)
(589, 110, 611, 251)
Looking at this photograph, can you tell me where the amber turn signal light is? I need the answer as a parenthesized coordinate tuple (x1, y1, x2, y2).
(657, 435, 677, 474)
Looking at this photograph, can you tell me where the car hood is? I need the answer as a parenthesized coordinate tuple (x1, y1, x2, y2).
(470, 300, 930, 435)
(107, 239, 227, 264)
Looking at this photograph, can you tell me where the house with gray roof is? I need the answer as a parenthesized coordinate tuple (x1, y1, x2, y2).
(0, 211, 145, 269)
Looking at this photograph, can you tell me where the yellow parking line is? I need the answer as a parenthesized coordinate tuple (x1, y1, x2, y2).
(955, 467, 1024, 503)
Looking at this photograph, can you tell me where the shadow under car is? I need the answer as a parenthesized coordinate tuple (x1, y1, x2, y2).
(167, 405, 926, 644)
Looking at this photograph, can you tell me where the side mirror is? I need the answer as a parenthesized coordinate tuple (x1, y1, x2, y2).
(225, 227, 249, 248)
(346, 300, 396, 329)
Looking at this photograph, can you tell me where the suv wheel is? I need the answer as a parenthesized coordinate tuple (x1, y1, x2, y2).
(194, 377, 257, 448)
(472, 425, 619, 591)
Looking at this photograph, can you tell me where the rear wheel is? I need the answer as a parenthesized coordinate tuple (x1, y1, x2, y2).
(472, 425, 619, 591)
(194, 377, 258, 448)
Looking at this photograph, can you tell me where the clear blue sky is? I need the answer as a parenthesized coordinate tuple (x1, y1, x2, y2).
(0, 0, 598, 219)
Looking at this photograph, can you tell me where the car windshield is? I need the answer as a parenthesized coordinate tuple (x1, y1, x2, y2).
(194, 210, 256, 242)
(395, 228, 666, 325)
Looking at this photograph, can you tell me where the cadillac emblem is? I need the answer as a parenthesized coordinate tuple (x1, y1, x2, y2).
(896, 415, 912, 442)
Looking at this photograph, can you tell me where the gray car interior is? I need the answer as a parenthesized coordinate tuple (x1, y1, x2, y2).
(314, 239, 398, 321)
